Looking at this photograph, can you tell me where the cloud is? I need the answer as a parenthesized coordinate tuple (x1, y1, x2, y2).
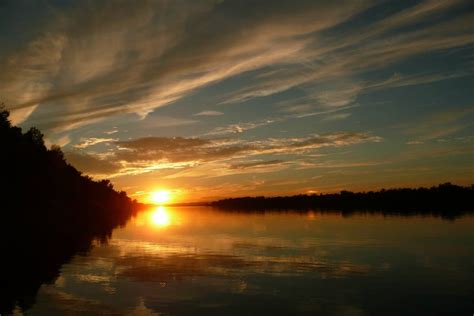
(309, 80, 363, 108)
(406, 140, 424, 145)
(395, 107, 474, 141)
(200, 105, 357, 138)
(68, 131, 381, 177)
(202, 118, 279, 136)
(116, 137, 211, 151)
(74, 137, 116, 149)
(218, 2, 473, 108)
(278, 132, 382, 152)
(193, 110, 224, 116)
(65, 151, 120, 175)
(278, 102, 357, 119)
(294, 160, 387, 170)
(0, 33, 67, 124)
(322, 113, 352, 121)
(3, 0, 371, 132)
(367, 71, 472, 91)
(104, 128, 119, 135)
(230, 160, 285, 170)
(114, 137, 251, 165)
(45, 134, 71, 148)
(1, 0, 470, 137)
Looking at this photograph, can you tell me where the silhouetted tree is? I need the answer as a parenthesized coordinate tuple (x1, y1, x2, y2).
(24, 127, 45, 148)
(0, 107, 142, 314)
(210, 183, 474, 217)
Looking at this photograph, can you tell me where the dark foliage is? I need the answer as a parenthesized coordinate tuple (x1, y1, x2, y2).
(210, 184, 474, 219)
(0, 106, 142, 314)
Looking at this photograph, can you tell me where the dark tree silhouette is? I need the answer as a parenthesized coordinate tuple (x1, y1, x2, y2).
(210, 183, 474, 219)
(0, 106, 142, 314)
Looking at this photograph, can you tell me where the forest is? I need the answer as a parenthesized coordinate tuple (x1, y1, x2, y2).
(210, 183, 474, 218)
(0, 106, 141, 313)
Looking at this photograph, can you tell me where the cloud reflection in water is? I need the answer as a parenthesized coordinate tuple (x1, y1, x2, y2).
(27, 207, 474, 315)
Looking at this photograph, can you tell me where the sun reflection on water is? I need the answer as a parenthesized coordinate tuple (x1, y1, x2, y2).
(150, 206, 171, 227)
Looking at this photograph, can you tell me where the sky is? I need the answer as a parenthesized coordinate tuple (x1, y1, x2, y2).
(1, 0, 473, 203)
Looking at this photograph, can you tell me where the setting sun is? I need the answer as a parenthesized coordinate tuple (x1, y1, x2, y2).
(150, 190, 171, 205)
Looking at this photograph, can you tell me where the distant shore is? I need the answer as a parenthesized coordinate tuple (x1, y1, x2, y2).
(204, 183, 473, 215)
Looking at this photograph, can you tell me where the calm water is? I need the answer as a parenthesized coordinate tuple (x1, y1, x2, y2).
(27, 207, 474, 315)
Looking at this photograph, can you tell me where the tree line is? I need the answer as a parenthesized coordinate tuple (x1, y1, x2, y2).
(210, 183, 474, 218)
(0, 106, 142, 313)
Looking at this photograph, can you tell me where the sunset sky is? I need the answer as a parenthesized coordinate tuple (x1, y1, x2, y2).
(1, 0, 473, 202)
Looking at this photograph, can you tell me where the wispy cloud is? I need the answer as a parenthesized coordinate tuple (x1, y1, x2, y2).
(230, 160, 285, 170)
(3, 0, 371, 132)
(74, 137, 116, 149)
(67, 131, 382, 177)
(396, 107, 474, 141)
(193, 110, 224, 117)
(202, 118, 279, 136)
(1, 33, 67, 124)
(406, 140, 424, 145)
(219, 1, 472, 109)
(2, 0, 470, 134)
(322, 113, 352, 122)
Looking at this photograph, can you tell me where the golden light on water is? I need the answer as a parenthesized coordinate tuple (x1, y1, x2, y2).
(150, 206, 170, 227)
(150, 190, 171, 205)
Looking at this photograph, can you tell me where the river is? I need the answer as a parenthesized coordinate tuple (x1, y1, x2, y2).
(24, 206, 474, 315)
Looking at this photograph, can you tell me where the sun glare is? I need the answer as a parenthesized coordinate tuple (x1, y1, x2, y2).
(150, 190, 171, 205)
(150, 206, 170, 227)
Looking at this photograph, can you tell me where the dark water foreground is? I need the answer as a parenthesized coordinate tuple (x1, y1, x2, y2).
(3, 206, 473, 315)
(0, 205, 138, 314)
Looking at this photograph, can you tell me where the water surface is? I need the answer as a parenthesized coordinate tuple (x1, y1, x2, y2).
(28, 207, 474, 315)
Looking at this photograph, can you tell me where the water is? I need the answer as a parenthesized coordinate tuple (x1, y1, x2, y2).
(26, 206, 474, 315)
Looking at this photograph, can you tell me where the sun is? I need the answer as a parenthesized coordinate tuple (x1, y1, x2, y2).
(150, 190, 171, 205)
